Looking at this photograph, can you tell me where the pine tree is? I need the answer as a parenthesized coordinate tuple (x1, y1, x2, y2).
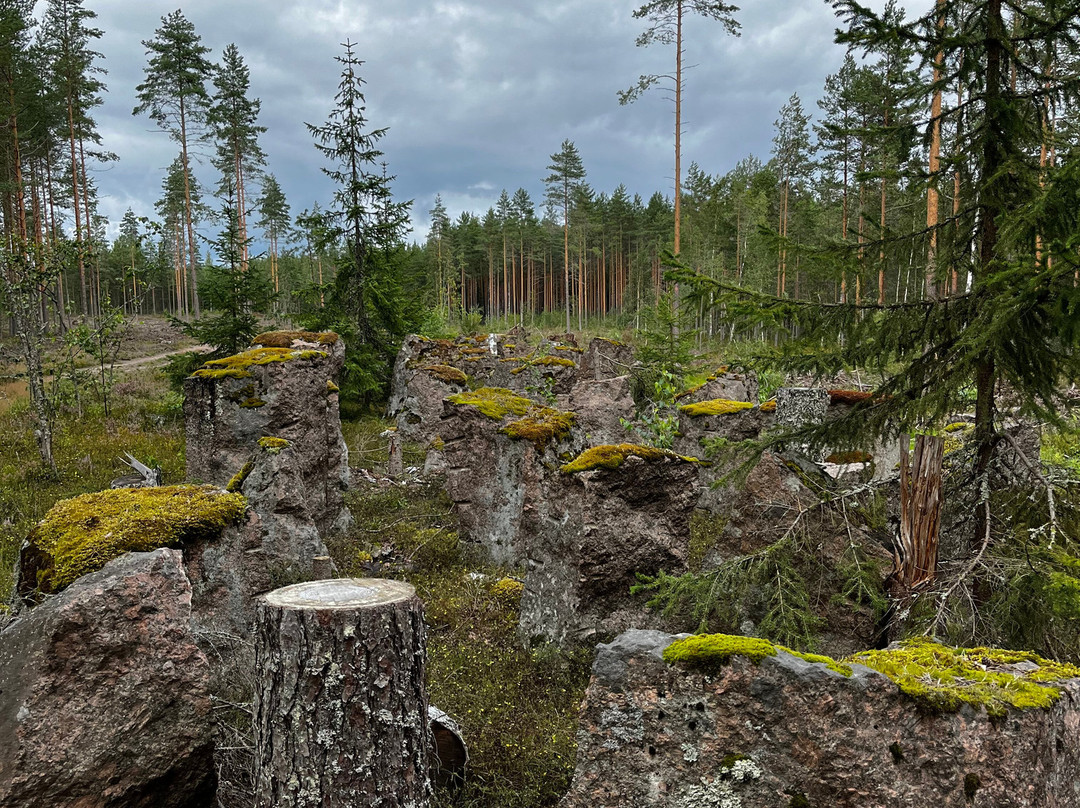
(620, 0, 740, 258)
(208, 43, 265, 275)
(255, 173, 288, 301)
(40, 0, 106, 316)
(134, 10, 212, 316)
(544, 139, 586, 332)
(771, 93, 812, 298)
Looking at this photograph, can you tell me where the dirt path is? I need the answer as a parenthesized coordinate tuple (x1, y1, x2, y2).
(0, 345, 212, 413)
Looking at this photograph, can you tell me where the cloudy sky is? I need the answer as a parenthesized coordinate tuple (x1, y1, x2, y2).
(57, 0, 918, 244)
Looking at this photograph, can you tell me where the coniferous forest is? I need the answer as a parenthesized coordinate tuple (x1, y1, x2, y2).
(8, 1, 1080, 806)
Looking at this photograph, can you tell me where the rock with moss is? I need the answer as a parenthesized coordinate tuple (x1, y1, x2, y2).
(183, 332, 350, 538)
(0, 548, 215, 808)
(439, 387, 582, 566)
(15, 485, 246, 602)
(562, 629, 1080, 808)
(576, 337, 635, 382)
(675, 369, 759, 405)
(560, 375, 636, 446)
(520, 446, 702, 644)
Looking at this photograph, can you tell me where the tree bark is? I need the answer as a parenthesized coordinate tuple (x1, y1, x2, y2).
(254, 578, 432, 808)
(896, 433, 944, 587)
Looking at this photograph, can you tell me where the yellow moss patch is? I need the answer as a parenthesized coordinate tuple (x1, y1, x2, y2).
(679, 399, 755, 417)
(664, 633, 778, 669)
(227, 461, 254, 492)
(944, 421, 970, 433)
(326, 380, 339, 393)
(553, 345, 584, 353)
(502, 409, 576, 452)
(560, 443, 696, 474)
(239, 397, 266, 409)
(759, 399, 777, 413)
(447, 387, 533, 420)
(492, 576, 525, 602)
(459, 347, 488, 356)
(191, 346, 328, 379)
(258, 436, 289, 454)
(28, 486, 246, 593)
(251, 330, 339, 348)
(423, 364, 469, 385)
(847, 638, 1080, 717)
(511, 355, 577, 374)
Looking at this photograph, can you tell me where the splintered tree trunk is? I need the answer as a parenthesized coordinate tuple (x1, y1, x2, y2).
(254, 579, 432, 808)
(896, 434, 945, 588)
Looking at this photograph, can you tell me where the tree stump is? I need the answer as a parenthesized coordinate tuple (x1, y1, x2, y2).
(254, 578, 432, 808)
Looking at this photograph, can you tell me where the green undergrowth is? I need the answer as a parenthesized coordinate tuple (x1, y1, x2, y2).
(0, 369, 186, 603)
(663, 633, 1079, 717)
(634, 494, 888, 651)
(333, 481, 592, 808)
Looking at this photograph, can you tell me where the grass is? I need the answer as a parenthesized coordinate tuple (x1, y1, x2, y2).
(0, 369, 186, 603)
(331, 481, 593, 808)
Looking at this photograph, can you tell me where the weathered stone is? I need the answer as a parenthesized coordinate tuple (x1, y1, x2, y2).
(184, 442, 334, 667)
(519, 453, 701, 644)
(676, 370, 758, 405)
(673, 403, 771, 458)
(183, 333, 350, 537)
(0, 549, 215, 808)
(563, 630, 1080, 808)
(561, 375, 636, 445)
(775, 385, 830, 430)
(577, 337, 634, 381)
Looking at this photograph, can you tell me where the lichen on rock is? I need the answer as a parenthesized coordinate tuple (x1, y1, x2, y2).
(22, 486, 246, 594)
(423, 364, 469, 385)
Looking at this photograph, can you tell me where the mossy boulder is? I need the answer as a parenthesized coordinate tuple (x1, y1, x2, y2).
(183, 333, 350, 538)
(16, 485, 246, 599)
(563, 628, 1080, 808)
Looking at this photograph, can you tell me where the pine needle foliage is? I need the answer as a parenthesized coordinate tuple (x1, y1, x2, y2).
(672, 0, 1080, 469)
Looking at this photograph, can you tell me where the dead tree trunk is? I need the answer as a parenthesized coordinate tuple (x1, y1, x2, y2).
(896, 433, 945, 588)
(254, 579, 432, 808)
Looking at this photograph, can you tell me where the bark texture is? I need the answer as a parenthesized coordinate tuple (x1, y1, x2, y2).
(897, 433, 945, 587)
(254, 579, 432, 808)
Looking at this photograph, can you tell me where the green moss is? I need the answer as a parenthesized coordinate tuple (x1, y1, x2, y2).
(560, 443, 697, 474)
(258, 436, 289, 454)
(944, 421, 970, 433)
(664, 633, 857, 677)
(788, 793, 811, 808)
(688, 510, 727, 572)
(679, 398, 755, 417)
(719, 753, 750, 769)
(251, 330, 339, 348)
(553, 345, 584, 353)
(326, 380, 339, 393)
(889, 742, 905, 763)
(846, 638, 1080, 717)
(663, 633, 778, 672)
(502, 409, 576, 452)
(448, 387, 533, 420)
(27, 485, 246, 593)
(239, 397, 265, 408)
(511, 355, 577, 374)
(227, 461, 254, 492)
(191, 346, 327, 379)
(423, 364, 469, 385)
(459, 347, 488, 356)
(781, 647, 853, 677)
